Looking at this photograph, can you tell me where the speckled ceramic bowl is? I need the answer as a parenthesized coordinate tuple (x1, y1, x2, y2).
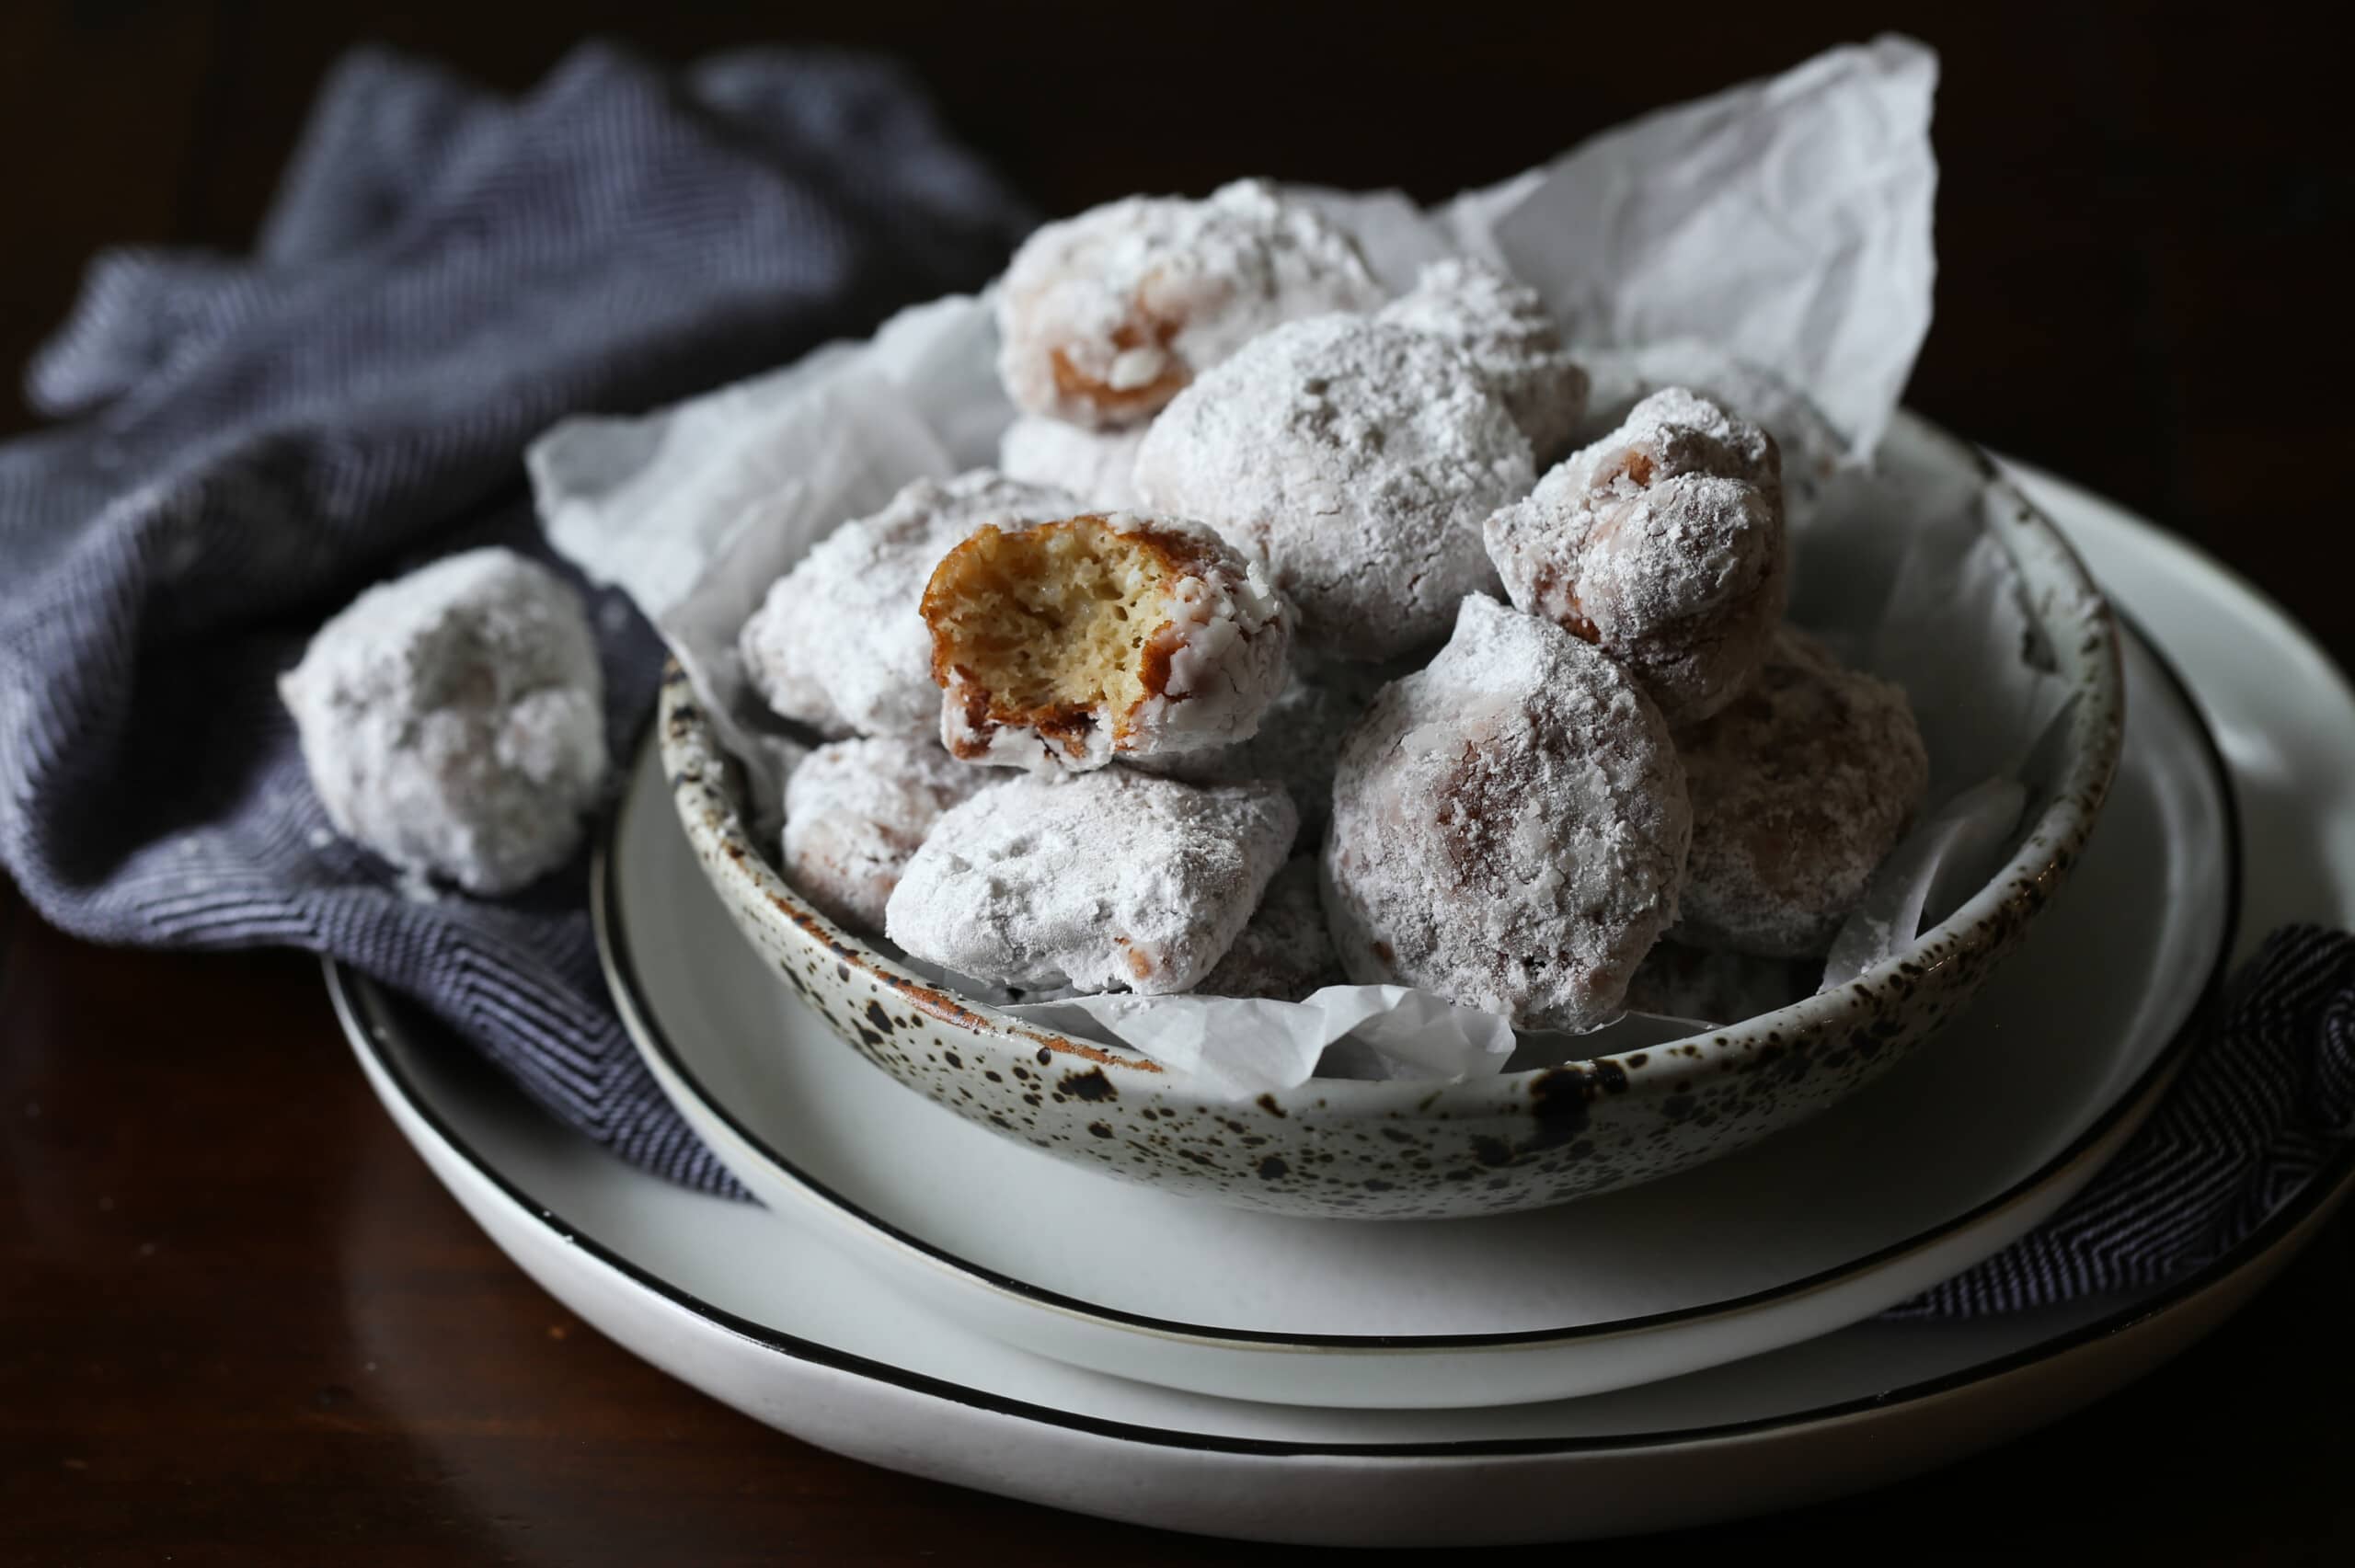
(656, 413, 2123, 1220)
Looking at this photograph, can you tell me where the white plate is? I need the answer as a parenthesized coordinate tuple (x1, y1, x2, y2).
(343, 961, 2353, 1546)
(603, 622, 2231, 1408)
(334, 461, 2355, 1545)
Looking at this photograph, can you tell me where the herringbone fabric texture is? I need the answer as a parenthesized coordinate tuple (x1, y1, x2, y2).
(1886, 926, 2355, 1315)
(0, 42, 1032, 1194)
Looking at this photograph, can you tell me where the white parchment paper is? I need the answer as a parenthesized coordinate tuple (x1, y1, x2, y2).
(532, 36, 2067, 1098)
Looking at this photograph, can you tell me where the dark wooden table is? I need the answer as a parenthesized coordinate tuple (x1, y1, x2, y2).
(6, 5, 2352, 1562)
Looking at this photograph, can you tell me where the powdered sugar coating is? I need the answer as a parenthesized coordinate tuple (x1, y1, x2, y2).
(1130, 653, 1387, 837)
(996, 179, 1387, 429)
(279, 547, 606, 896)
(885, 770, 1298, 995)
(781, 737, 1001, 933)
(997, 415, 1149, 510)
(1377, 258, 1590, 464)
(1195, 857, 1343, 1001)
(1558, 385, 1781, 494)
(1674, 625, 1929, 957)
(1133, 315, 1534, 660)
(1322, 595, 1690, 1030)
(1486, 388, 1787, 725)
(1572, 342, 1849, 524)
(740, 471, 1079, 738)
(927, 512, 1292, 773)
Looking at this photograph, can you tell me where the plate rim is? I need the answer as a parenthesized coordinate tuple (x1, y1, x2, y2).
(333, 944, 2354, 1459)
(603, 613, 2241, 1354)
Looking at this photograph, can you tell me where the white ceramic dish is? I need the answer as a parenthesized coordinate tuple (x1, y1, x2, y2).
(655, 412, 2128, 1219)
(336, 462, 2355, 1545)
(614, 622, 2228, 1409)
(339, 990, 2355, 1546)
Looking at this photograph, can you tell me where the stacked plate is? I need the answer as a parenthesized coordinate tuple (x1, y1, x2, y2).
(335, 445, 2355, 1546)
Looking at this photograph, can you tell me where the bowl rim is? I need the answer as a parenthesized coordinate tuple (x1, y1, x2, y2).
(660, 408, 2130, 1115)
(622, 608, 2233, 1351)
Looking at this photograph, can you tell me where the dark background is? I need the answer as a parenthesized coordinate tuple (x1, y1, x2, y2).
(6, 3, 2351, 1563)
(6, 2, 2347, 655)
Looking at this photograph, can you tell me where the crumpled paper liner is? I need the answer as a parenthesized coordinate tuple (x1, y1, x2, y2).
(532, 37, 2071, 1098)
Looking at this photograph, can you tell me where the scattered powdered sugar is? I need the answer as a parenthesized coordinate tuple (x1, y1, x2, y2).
(594, 594, 636, 638)
(1622, 939, 1813, 1025)
(885, 768, 1297, 996)
(278, 547, 606, 896)
(1193, 857, 1345, 1001)
(997, 415, 1149, 510)
(1377, 257, 1590, 463)
(1133, 315, 1534, 660)
(932, 513, 1292, 773)
(1821, 776, 2027, 990)
(1487, 387, 1786, 724)
(1673, 624, 1929, 956)
(1322, 594, 1690, 1031)
(781, 736, 1003, 933)
(738, 471, 1078, 738)
(996, 178, 1389, 429)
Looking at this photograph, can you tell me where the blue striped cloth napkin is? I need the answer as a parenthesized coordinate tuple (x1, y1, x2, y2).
(0, 41, 1035, 1196)
(0, 40, 2343, 1313)
(1885, 925, 2353, 1314)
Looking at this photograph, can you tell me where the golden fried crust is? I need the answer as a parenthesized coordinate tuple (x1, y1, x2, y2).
(920, 512, 1291, 773)
(1048, 315, 1192, 419)
(1485, 388, 1786, 724)
(994, 180, 1385, 430)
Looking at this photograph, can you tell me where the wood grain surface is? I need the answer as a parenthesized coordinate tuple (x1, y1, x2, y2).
(5, 3, 2350, 1562)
